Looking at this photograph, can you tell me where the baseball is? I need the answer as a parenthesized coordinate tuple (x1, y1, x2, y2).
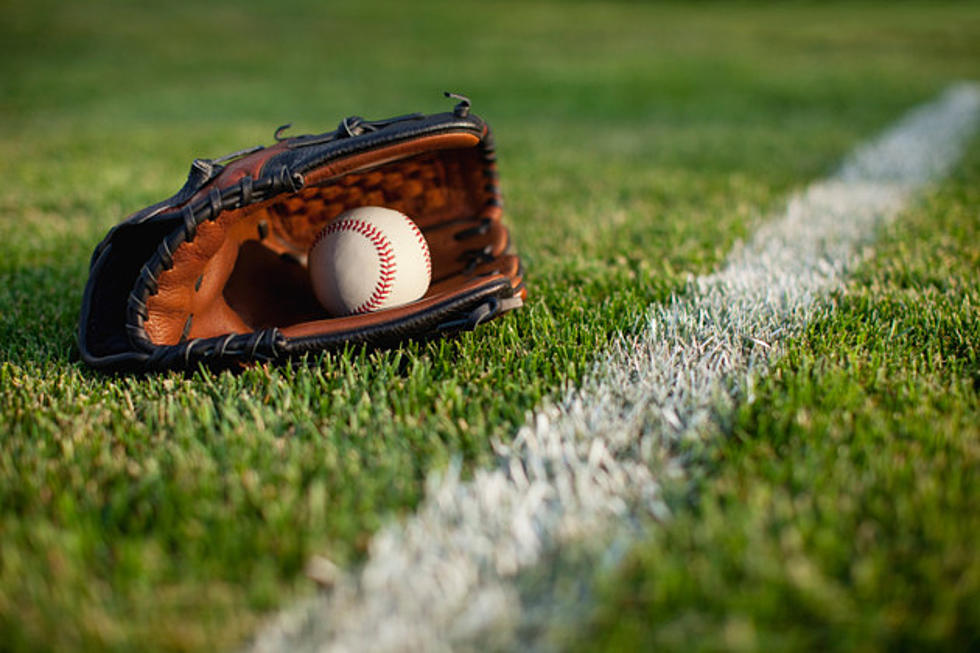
(308, 206, 432, 316)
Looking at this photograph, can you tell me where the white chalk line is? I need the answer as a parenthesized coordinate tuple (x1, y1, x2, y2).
(245, 84, 980, 653)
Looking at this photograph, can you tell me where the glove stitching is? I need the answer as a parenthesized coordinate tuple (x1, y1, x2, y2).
(240, 176, 254, 206)
(87, 103, 524, 372)
(181, 205, 197, 242)
(208, 188, 222, 219)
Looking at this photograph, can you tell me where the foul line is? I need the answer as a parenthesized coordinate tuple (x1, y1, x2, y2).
(247, 84, 980, 652)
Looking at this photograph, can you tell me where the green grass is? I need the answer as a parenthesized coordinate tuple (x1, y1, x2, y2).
(581, 139, 980, 651)
(1, 1, 979, 651)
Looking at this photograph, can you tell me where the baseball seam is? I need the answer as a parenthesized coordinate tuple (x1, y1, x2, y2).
(403, 215, 432, 277)
(317, 218, 396, 314)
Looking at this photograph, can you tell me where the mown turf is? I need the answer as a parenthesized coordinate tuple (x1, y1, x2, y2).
(582, 137, 980, 651)
(1, 1, 979, 651)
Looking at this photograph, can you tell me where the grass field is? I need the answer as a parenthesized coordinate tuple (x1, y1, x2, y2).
(582, 140, 980, 651)
(1, 1, 979, 651)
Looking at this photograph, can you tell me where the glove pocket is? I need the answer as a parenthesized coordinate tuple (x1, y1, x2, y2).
(128, 135, 509, 353)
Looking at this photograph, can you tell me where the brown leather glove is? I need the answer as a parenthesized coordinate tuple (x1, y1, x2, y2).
(78, 94, 525, 372)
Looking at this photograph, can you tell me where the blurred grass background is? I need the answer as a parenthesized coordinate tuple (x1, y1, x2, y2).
(1, 1, 979, 650)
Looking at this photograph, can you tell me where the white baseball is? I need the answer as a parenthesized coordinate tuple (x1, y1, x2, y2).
(308, 206, 431, 316)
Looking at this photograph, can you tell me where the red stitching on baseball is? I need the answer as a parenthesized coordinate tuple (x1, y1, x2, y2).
(402, 214, 432, 277)
(312, 218, 396, 314)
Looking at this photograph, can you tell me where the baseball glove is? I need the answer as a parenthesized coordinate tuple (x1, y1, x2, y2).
(78, 94, 525, 372)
